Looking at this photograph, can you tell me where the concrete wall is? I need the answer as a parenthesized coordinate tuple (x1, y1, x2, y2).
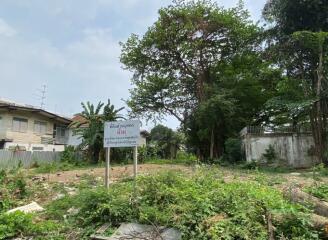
(242, 133, 319, 168)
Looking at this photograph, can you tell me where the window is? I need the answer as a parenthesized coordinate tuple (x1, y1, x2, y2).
(56, 126, 67, 138)
(12, 117, 28, 132)
(34, 121, 47, 134)
(32, 146, 44, 151)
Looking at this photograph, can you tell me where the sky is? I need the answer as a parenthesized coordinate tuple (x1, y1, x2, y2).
(0, 0, 267, 130)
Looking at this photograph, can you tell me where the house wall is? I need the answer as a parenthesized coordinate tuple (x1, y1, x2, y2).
(0, 110, 67, 151)
(0, 115, 4, 140)
(242, 133, 319, 168)
(67, 129, 82, 147)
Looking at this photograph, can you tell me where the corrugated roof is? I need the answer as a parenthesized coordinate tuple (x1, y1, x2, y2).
(0, 98, 72, 124)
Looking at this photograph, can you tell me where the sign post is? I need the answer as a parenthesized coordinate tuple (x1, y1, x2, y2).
(105, 147, 110, 188)
(133, 146, 138, 178)
(104, 120, 140, 188)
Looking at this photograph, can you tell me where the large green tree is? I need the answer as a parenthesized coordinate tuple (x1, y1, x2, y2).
(263, 0, 328, 164)
(121, 0, 273, 159)
(150, 124, 182, 159)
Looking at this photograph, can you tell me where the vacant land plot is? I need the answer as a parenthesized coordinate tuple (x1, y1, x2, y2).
(1, 163, 328, 239)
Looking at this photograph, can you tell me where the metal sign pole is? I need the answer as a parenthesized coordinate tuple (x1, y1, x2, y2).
(133, 146, 138, 178)
(105, 147, 110, 189)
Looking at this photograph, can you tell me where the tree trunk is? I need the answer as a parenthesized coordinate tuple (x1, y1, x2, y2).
(283, 187, 328, 218)
(210, 128, 214, 159)
(311, 40, 327, 165)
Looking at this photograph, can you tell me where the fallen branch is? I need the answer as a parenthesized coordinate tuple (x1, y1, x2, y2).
(266, 210, 275, 240)
(273, 213, 328, 233)
(283, 187, 328, 218)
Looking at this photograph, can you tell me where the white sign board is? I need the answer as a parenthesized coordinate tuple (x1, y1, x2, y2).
(104, 120, 140, 148)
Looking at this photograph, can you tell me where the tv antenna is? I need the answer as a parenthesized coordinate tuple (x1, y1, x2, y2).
(34, 84, 47, 109)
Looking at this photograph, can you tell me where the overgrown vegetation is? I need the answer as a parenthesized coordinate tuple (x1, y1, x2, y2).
(0, 169, 62, 239)
(46, 171, 319, 239)
(306, 184, 328, 202)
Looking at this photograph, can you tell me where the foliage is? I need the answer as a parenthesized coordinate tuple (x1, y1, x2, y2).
(48, 171, 318, 239)
(121, 0, 275, 160)
(262, 144, 277, 163)
(71, 99, 124, 163)
(0, 170, 27, 213)
(33, 162, 76, 174)
(0, 211, 60, 240)
(60, 146, 81, 165)
(241, 160, 259, 170)
(224, 138, 243, 163)
(306, 184, 328, 202)
(263, 0, 328, 35)
(263, 0, 328, 164)
(150, 125, 183, 159)
(143, 151, 197, 165)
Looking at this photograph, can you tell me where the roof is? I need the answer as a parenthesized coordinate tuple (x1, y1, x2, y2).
(70, 114, 89, 128)
(0, 98, 72, 124)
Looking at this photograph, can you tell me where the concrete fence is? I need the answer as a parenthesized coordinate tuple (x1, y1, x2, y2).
(0, 150, 62, 169)
(241, 129, 319, 168)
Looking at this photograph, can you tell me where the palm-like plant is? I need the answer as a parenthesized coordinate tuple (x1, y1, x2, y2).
(71, 100, 124, 163)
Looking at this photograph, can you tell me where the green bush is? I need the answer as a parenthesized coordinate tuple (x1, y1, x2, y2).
(262, 145, 277, 163)
(0, 170, 27, 213)
(33, 162, 76, 174)
(61, 146, 83, 166)
(306, 184, 328, 201)
(224, 138, 243, 163)
(48, 172, 318, 239)
(241, 160, 259, 170)
(0, 211, 59, 239)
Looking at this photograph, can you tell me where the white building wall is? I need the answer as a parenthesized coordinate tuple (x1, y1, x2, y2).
(67, 129, 82, 147)
(243, 133, 318, 168)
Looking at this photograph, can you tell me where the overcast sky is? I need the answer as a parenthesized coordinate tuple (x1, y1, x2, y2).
(0, 0, 266, 129)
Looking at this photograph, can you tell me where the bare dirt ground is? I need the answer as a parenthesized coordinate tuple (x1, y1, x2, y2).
(32, 164, 328, 190)
(34, 164, 191, 183)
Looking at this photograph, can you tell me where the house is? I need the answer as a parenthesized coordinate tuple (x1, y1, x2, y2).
(0, 99, 71, 152)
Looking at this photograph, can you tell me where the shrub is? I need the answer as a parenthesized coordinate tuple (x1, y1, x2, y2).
(61, 146, 81, 165)
(262, 145, 277, 163)
(49, 172, 318, 239)
(0, 170, 27, 213)
(175, 151, 197, 165)
(306, 184, 328, 201)
(0, 211, 59, 239)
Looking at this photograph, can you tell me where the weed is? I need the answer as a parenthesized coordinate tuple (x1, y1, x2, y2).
(305, 184, 328, 201)
(47, 172, 319, 239)
(0, 211, 60, 239)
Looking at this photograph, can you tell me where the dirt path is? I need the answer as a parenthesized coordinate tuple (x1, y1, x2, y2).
(34, 164, 191, 183)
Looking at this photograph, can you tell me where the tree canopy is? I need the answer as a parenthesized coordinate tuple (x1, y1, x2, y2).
(263, 0, 328, 164)
(121, 0, 277, 159)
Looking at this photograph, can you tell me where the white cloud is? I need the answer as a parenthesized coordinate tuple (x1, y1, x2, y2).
(0, 25, 130, 116)
(0, 19, 16, 37)
(0, 0, 266, 129)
